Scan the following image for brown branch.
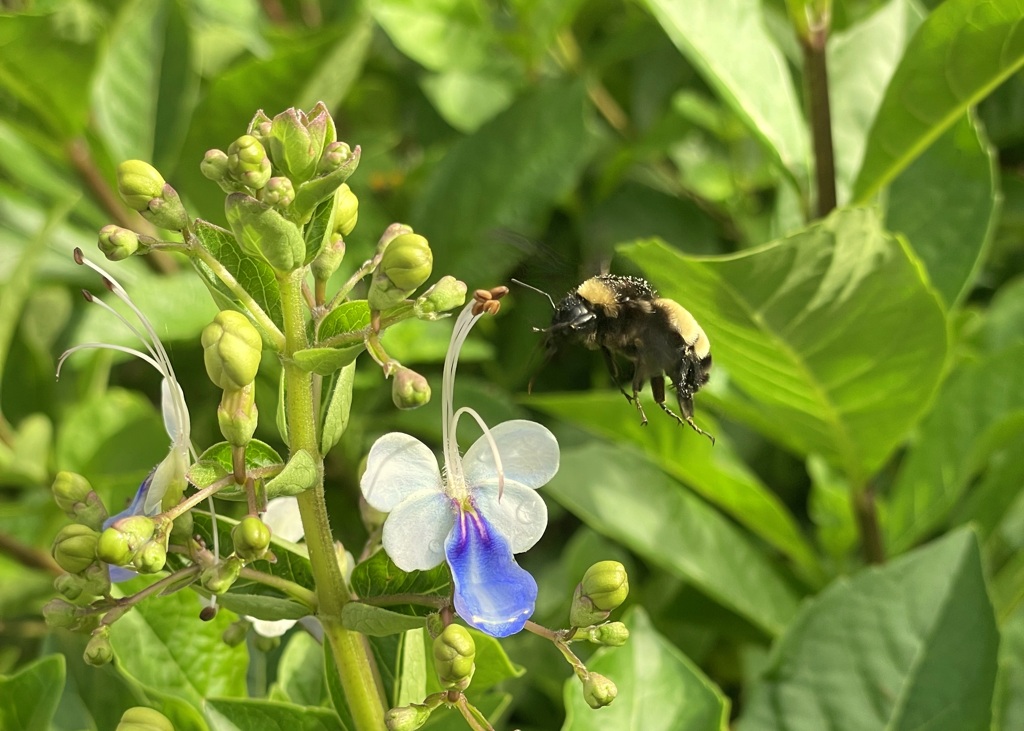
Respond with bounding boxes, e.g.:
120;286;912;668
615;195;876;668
0;531;62;576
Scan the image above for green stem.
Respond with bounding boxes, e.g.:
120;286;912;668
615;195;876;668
279;270;386;730
853;486;885;564
238;566;318;609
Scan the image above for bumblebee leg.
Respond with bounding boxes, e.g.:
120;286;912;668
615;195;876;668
601;347;639;407
674;389;715;445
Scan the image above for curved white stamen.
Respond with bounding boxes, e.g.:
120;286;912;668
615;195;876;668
83;293;165;371
450;406;504;502
58;343;161;375
441;304;482;489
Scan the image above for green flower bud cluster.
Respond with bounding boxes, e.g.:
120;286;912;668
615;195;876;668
115;160;188;231
97;515;172;575
52;472;107;531
98;225;154;262
50;472;114;605
116;707;174;731
432;624;476;691
368;232;433;311
231;515;272;562
202;311;263;447
570;561;629;627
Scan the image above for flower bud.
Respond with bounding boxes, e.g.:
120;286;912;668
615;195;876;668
268;108;319;184
222;620;248;647
306;101;337;157
432;624;476;691
311;233;346;282
134;540;167;574
98;225;140;261
368;233;433;311
376;222;413;253
570;561;628;627
583;621;630;647
202;310;263;391
217;383;259;447
227;134;272;190
42;597;79;629
291;144;361;218
56;563;111;602
200;149;230;183
52;524;99;574
247;109;273;141
116;707;175;731
98;516;155;567
144;184;189;231
334;184;358;237
201;556;243;594
385;705;432;731
52;471;108;530
414;276;468;320
84;627;113;666
116;160;165;211
225;192;306;271
232;515;272;561
582;673;617;709
392;367;431;410
261;176;295;207
319;140;352;173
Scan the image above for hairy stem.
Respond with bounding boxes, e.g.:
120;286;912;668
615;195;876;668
802;17;837;216
238;566;318;609
279;270;386;729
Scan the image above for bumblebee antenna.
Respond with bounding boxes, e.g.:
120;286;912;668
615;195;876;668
510;278;556;310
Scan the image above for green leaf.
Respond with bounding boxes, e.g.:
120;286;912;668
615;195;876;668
853;0;1024;201
192;219;284;331
187;440;284;501
341;603;427;636
293;346;363;375
264;449;319;498
411;80;590;281
563;607;729;730
887;344;1024;553
318;301;371;342
320;360;356;453
0;655;65;731
304;191;339;265
995;607;1024;730
641;0;808;180
420;70;517;133
271;632;329;707
350;550;451;616
109;585;248;706
739;529;998;731
548;442;800;636
828;0;923;205
205;698;345;731
621;208;948;482
886;113;998;306
530;392;820;581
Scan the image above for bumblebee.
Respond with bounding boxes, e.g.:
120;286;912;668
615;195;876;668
525;274;713;443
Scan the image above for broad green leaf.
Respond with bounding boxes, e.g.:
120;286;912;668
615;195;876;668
828;0;923;205
641;0;808;180
293;346;362;375
109;585;248;706
350;549;450;616
320;360;356;453
205;698;345;731
969;274;1024;352
318;301;371;342
529;392;820;581
0;413;52;487
739;529;998;731
960;429;1024;540
192;219;283;331
806;455;858;570
853;0;1024;201
0;655;65;731
995;607;1024;730
887;344;1024;553
188;439;284;500
264;449;318;497
393;629;428;708
563;607;729;731
548;442;800;636
91;0;196;165
886;113;998;306
421;70;517;133
992;546;1024;621
411;80;590;281
341;603;427;636
621;208;948;482
271;632;329;707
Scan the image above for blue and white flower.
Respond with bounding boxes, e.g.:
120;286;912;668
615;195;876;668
360;296;559;637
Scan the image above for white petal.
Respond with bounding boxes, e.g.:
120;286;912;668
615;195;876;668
381;490;456;571
361;433;443;512
262;497;304;543
462;420;559;490
161;377;190;444
248;617;297;638
472;481;548;554
143;446;188;515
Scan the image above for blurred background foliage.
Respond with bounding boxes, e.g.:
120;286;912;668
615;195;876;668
2;0;1024;729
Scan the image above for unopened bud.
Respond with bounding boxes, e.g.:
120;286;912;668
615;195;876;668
414;276;468;320
134;540;167;574
52;472;107;530
97;516;155;567
582;673;617;709
582;621;629;647
145;184;188;231
319;140;352;173
217;383;258;447
222;620;248;647
247;110;273;141
42;597;79;629
116;160;165;211
385;704;432;731
98;225;140;261
202;310;263;391
201;556;243;594
52;524;99;574
84;627;113;666
392;367;430;410
262;176;295;207
291;144;361;218
227;134;272;190
116;707;174;731
232;515;272;561
268;108;319;184
368;233;433;311
201;149;230;183
571;561;628;627
334;184;358;236
433;624;476;691
311;233;346;282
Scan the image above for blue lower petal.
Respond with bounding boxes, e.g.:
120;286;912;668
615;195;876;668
103;469;156;530
108;565;138;583
445;505;537;638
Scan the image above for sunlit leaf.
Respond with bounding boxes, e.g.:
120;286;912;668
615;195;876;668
0;655;65;731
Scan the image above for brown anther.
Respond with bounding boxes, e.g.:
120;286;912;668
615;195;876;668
73;247;85;265
490;285;509;300
199;605;219;621
81;289;95;303
471;286;510;316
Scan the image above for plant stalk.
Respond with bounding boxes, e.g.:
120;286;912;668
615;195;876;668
853;486;885;565
278;270;386;729
802;14;837;216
